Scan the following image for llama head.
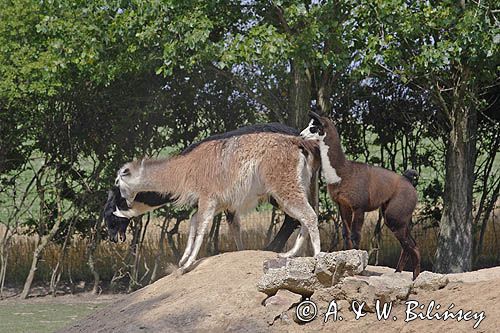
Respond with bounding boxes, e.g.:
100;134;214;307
103;187;170;243
300;111;328;140
115;159;146;206
301;111;343;184
103;188;131;242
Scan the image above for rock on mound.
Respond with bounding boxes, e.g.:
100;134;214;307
60;251;500;333
258;250;368;296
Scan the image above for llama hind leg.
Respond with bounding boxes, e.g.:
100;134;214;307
278;200;320;258
226;211;244;251
279;225;308;258
389;220;420;280
395;248;409;273
396;230;420;279
179;212;199;267
394;225;412;272
407;232;421;279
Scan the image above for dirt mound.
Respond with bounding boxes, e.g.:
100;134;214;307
60;251;500;333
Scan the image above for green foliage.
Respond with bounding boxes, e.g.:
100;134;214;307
354;0;499;94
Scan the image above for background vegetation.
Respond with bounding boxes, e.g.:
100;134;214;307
0;0;498;298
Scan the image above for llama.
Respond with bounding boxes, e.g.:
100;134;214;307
104;123;303;244
114;123;321;272
301;112;421;279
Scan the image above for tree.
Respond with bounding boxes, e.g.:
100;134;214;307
355;0;499;272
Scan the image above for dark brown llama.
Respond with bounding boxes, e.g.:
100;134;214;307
301;112;421;279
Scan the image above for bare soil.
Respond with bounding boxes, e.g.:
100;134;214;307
58;250;500;333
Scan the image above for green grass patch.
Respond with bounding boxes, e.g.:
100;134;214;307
0;302;105;333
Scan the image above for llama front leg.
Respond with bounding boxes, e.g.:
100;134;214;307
339;204;354;250
180;201;216;272
351;210;365;249
179;212;199;267
226;211;244;251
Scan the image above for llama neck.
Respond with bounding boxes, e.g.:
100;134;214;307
139;156;187;197
319;125;347;184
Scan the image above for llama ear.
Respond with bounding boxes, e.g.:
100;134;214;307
309;111;325;127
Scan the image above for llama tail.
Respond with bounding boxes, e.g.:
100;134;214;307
402;169;419;187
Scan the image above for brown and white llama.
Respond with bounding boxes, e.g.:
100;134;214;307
301;112;421;279
114;123;321;272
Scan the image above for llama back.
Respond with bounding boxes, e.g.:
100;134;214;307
178;132;319;213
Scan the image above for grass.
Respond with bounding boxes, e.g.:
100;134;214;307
0;302;106;333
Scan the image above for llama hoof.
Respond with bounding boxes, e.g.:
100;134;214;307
178;264;192;274
413;268;421;280
179;260;197;274
171;268;184;278
313;252;324;259
278;251;296;258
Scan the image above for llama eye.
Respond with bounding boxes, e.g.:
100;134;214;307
310;126;318;133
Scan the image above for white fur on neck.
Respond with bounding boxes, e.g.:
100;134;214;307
319;139;342;184
300;119;342;184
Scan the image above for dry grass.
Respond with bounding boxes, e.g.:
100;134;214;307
1;210;500;288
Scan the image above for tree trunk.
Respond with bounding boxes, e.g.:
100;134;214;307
21;182;64;299
434;105;477;273
88;217;102;295
50;218;75;296
0;225;12;298
473;131;500;261
167;218;183;263
21;216;64;299
286;60;311;129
